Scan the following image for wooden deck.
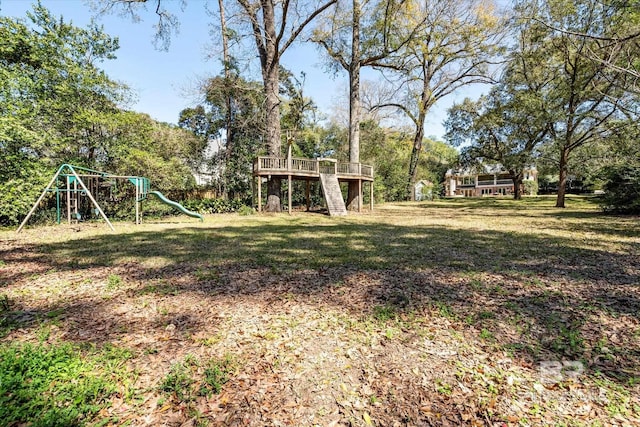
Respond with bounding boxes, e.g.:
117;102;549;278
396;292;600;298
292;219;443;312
252;156;374;213
253;157;374;181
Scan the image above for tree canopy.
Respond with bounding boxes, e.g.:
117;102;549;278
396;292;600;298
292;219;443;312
0;4;206;225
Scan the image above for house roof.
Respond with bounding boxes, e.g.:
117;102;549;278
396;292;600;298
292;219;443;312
414;180;433;188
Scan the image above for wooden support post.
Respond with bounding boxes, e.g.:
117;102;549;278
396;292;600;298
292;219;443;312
17;166;64;233
370;181;374;211
358;179;362;212
257;177;262;212
305;180;310;211
288;174;292;215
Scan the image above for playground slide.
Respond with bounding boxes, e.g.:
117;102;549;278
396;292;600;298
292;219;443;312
148;191;203;222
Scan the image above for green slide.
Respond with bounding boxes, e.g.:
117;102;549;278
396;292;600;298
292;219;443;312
148;191;203;222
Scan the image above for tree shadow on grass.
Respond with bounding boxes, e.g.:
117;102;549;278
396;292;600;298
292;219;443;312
2;220;639;387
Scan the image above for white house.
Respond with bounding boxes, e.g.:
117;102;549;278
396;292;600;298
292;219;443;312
445;165;537;197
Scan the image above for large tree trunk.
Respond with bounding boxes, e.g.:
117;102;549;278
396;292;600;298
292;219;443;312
264;67;282;212
219;0;233;199
555;147;570;208
346;0;361;211
406;118;425;200
407;77;431;200
512;176;523;200
261;0;282;212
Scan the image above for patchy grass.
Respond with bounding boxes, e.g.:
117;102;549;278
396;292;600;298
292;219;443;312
0;341;132;426
1;196;639;425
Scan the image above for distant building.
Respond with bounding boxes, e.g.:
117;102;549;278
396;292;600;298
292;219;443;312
445;165;537;197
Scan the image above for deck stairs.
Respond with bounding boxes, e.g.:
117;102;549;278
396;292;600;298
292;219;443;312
319;173;347;216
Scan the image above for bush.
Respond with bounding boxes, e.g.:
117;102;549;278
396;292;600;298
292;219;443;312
0;160;51;227
599;165;640;214
182;198;249;214
523;180;538;196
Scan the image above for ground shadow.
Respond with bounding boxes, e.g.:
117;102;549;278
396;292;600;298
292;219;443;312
3;218;639;387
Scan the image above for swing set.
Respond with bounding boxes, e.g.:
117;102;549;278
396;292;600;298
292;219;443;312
16;164;202;233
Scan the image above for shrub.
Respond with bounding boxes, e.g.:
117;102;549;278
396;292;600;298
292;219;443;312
182;198;249;214
237;205;256;216
523;180;538;196
599;165;640;214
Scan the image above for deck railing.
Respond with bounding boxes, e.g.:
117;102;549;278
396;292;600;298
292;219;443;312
478;179;513;186
254;156;373;179
291;158;317;172
257;157;288;171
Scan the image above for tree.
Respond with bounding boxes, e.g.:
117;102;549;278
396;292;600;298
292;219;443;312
180;75;265;199
0;4;127;224
374;0;505;200
312;0;422;209
0;5;205;225
516;0;639;207
230;0;337;211
1;4;125;164
445;33;555;199
97;0;337;211
531;0;640;92
599;164;640;214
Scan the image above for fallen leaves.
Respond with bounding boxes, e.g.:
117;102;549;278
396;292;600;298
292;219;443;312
1;201;639;426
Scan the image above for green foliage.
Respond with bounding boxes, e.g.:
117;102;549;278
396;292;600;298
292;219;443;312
523;180;538;196
0;6;205;226
360;121;406;202
237;205;256;216
512;0;639;206
372;305;397;322
361;121;457;202
599;165;640;214
160;361;195;401
180;75;265;200
0;156;51;226
0;4;125;164
0;342;129;426
182;198;248;214
159;355;235;402
420;138;459;190
106;274;123;291
200;356;235;396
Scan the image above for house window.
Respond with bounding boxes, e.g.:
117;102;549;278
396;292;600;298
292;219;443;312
461;177;474;185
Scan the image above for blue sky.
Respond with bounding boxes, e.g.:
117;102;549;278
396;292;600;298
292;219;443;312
1;0;485;139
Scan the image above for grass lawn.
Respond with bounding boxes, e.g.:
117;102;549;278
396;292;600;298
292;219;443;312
1;196;639;426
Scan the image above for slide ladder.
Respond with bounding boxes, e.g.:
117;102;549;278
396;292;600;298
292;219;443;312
148;191;203;221
319;173;347;216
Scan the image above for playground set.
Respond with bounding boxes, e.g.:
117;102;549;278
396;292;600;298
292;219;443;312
16;164;202;233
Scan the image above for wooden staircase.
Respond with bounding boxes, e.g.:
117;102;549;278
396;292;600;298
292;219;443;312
319;173;347;216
